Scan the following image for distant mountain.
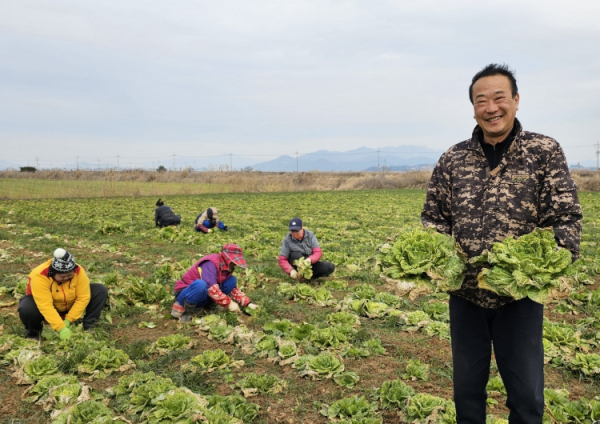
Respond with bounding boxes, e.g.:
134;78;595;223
0;160;20;170
251;146;444;172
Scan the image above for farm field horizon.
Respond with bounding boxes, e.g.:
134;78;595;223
1;188;599;423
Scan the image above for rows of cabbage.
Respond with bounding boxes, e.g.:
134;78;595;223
278;281;452;341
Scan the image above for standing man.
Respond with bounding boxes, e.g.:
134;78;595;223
278;217;335;280
421;64;582;422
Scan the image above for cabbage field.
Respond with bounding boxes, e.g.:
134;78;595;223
1;189;599;423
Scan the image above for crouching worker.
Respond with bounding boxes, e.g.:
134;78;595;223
155;199;182;228
278;217;335;280
171;244;257;322
194;207;228;233
18;248;108;340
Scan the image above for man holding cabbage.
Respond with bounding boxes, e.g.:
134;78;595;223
421;64;582;422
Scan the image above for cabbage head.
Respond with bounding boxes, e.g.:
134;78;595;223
328;311;361;327
152;334;193;352
24;356;59;381
301;353;344;379
290;323;315;342
293;257;313;279
129;377;177;414
206;394;259;423
294;283;316;299
78;348;133;378
52;400;116;424
263;319;294;336
190;349;231;370
236;373;287;397
471;228;576;304
309;327;348;349
144;389;205;423
378;379;415;409
566;353;600;378
376;227;466;292
334;372;360;388
325;395;379;420
405;393;450;421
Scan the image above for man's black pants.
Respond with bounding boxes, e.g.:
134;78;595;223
449;295;544;424
18;284;108;338
288;251;335;279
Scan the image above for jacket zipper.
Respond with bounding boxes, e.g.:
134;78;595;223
60;285;68;312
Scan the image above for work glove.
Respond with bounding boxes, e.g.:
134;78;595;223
59;326;72;341
207;228;213;233
246;303;258;310
63;319;71;328
289;269;299;280
227;302;241;313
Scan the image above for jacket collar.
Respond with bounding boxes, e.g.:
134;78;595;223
467;118;523;154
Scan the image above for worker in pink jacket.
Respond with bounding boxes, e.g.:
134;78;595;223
171;244;257;322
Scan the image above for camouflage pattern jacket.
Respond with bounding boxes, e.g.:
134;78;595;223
421;119;582;308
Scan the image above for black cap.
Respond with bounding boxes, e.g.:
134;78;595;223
288;217;303;231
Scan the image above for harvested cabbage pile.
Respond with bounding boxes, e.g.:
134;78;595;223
375;227;466;292
471;228;586;304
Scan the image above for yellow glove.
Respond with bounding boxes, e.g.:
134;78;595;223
290;269;299;280
246;303;259;310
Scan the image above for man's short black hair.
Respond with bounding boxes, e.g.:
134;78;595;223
469;64;518;104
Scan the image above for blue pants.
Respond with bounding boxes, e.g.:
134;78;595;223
194;220;226;231
449;295;544;423
176;276;237;307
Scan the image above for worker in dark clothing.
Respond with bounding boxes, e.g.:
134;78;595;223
155;199;181;228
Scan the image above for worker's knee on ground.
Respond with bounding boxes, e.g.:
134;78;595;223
178;280;208;305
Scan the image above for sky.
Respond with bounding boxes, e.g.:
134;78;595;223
1;0;599;169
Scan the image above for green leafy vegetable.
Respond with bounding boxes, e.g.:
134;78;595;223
376;227;466;292
403;359;429;381
300;353;345;379
206;395;259;423
471;228;579;304
324;395;380;421
78;348;134;379
293;257;313;279
24;356;59;381
334;371;360;388
236;373;287;397
378;379;415;409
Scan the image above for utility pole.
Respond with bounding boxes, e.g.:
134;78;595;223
97;159;100;170
36;157;39;169
230;152;233;170
172;154;176;171
296;151;299;173
377;149;380;173
76;156;79;170
596;142;600;171
117;155;120;170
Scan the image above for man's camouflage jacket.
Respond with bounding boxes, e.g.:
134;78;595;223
421;119;582;308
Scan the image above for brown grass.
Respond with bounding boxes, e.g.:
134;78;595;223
1;169;598;200
0;170;433;199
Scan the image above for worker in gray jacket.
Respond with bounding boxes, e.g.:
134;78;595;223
278;217;335;280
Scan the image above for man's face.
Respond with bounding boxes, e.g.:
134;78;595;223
472;74;519;145
290;228;304;241
54;271;74;283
